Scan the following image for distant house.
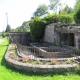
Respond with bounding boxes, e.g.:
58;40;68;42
26;21;30;30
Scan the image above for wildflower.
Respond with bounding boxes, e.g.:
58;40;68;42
18;58;23;61
51;59;58;63
50;59;58;65
42;61;47;65
9;53;14;59
22;57;29;63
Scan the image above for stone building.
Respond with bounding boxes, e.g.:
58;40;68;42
44;23;80;49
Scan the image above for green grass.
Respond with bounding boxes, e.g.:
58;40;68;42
0;37;80;80
27;29;30;32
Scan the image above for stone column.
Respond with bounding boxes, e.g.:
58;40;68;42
74;33;78;49
44;23;55;43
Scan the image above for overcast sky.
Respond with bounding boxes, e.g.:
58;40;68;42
0;0;76;32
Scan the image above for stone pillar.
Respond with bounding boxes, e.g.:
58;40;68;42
44;23;55;43
74;33;78;49
54;32;60;44
77;33;80;49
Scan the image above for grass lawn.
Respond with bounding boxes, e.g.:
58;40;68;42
0;37;80;80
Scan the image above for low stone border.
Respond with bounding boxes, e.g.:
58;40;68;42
5;45;78;73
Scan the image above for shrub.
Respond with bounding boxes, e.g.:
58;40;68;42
43;14;58;25
58;14;73;24
43;14;73;24
1;32;9;38
29;17;46;41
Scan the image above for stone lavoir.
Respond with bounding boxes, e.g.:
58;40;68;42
44;23;80;49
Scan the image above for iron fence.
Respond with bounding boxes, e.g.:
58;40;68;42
16;42;80;61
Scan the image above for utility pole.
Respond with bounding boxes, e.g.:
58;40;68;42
5;13;8;27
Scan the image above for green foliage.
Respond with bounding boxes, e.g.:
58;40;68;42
21;21;30;32
43;14;73;24
73;0;80;13
43;14;58;24
5;25;11;32
30;17;46;41
1;32;9;38
14;26;21;32
14;21;29;32
74;7;80;23
32;4;48;18
60;5;73;14
58;14;73;24
73;0;80;23
49;0;61;12
2;32;5;38
0;32;2;36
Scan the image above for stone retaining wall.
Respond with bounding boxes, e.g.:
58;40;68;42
9;32;35;45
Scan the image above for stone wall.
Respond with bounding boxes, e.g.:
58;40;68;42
9;32;35;45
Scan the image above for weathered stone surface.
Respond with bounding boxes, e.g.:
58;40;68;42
9;32;35;45
44;23;80;49
44;23;55;43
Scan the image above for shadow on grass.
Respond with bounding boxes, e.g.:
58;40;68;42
0;45;9;46
1;48;80;76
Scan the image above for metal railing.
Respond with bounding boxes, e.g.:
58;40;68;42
16;42;80;60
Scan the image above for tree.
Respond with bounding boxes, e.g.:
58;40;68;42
74;8;80;23
21;21;28;32
74;0;80;13
59;5;73;14
5;24;11;32
14;21;29;32
49;0;61;13
33;4;48;17
14;26;21;32
73;0;80;23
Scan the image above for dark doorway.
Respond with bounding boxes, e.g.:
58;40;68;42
60;33;74;46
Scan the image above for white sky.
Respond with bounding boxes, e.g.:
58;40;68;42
0;0;76;32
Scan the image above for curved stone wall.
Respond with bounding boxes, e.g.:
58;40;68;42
5;47;77;73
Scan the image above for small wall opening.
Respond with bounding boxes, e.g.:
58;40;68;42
60;33;74;46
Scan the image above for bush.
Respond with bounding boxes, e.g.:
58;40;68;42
74;8;80;23
2;32;9;38
43;14;73;24
58;14;73;24
29;17;46;41
43;14;58;25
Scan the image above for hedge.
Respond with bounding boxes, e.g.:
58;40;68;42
29;17;46;41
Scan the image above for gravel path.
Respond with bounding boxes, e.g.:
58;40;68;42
0;39;4;44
